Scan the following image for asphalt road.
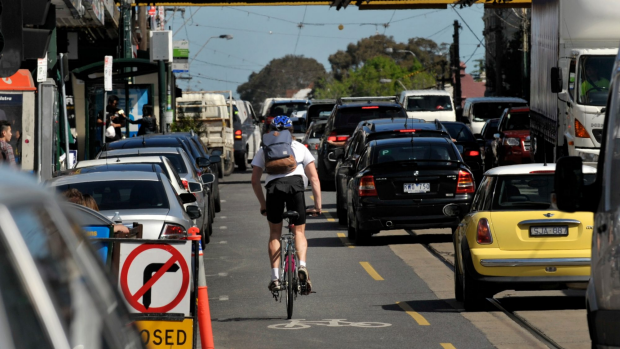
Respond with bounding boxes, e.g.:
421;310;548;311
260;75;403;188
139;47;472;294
204;170;590;349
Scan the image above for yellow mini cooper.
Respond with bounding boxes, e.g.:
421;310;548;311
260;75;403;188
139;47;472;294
443;163;596;311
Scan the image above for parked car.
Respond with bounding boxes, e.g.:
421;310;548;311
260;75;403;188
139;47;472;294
0;167;145;348
478;118;500;172
445;163;596;311
334;118;451;225
399;90;456;122
232;100;261;171
346;137;475;245
65;157;215;245
49;171;201;240
317;96;407;190
461;97;528;134
442;121;484;184
302;119;327;162
491;107;532;167
305;99;336;129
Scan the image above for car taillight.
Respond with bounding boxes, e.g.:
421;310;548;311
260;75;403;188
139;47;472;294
466;150;480;157
182;179;189;189
304;143;309;148
362;106;379;109
161;223;187;239
529;170;555;174
456;170;475;194
234;130;242;140
476;218;493;244
327;131;348;142
575;119;590;138
399;129;417;133
358;175;378;197
314;144;319;150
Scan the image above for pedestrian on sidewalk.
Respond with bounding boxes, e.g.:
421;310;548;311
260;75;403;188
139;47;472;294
0;120;16;167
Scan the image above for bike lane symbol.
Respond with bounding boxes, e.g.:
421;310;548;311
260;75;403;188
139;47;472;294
268;319;392;330
120;244;190;313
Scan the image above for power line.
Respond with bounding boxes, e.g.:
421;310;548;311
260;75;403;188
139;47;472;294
188;42;265;66
463;44;481;64
450;5;486;49
187;72;244;84
173;8;200;38
192;58;258;71
427;24;452;39
194;23;357;40
294;6;308;54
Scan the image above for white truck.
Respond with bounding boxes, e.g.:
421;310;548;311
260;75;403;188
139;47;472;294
176;91;235;177
530;0;620;164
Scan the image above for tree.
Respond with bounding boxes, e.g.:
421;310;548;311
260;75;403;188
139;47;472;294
237;55;326;110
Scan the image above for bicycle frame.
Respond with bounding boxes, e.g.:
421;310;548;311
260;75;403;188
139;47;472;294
271;218;300;319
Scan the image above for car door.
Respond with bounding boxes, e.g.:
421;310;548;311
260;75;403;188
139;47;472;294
492;112;508;161
347;147;371;227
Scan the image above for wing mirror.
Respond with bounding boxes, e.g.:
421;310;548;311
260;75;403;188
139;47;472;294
201;173;215;184
188;182;203;193
197;157;211;167
186;205;201;219
554;156;585;212
493;133;501;140
442;204;461;217
180;192;197;204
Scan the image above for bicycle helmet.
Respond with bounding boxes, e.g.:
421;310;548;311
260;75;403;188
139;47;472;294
271;115;293;131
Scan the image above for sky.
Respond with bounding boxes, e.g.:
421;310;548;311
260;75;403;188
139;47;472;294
166;4;486;98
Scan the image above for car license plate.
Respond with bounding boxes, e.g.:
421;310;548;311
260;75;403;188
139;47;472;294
530;226;568;236
404;183;430;194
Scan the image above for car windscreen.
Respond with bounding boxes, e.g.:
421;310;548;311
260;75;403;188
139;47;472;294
493;174;595;211
55;180;170;211
406;95;453;112
472;102;527;122
292;118;307;133
105;154;188;174
269;102;308;117
335;107;407;129
442;123;476;142
504;112;530;130
373;142;457;164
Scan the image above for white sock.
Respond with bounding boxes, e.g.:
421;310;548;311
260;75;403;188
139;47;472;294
271;268;279;281
300;261;306;267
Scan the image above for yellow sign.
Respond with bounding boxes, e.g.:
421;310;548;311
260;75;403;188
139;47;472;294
135;319;193;349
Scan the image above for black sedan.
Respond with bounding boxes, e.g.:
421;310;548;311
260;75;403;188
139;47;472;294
441;121;484;184
346;137;475;245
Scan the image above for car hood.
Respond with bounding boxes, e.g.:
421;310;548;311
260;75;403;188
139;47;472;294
100;208;170;239
502;130;530;138
405;110;455;122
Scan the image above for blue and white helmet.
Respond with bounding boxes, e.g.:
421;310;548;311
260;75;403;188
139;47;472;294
271;115;293;131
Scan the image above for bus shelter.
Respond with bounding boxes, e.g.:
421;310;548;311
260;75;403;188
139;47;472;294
71;58;173;160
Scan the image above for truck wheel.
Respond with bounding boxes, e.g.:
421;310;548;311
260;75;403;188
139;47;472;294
223;157;234;176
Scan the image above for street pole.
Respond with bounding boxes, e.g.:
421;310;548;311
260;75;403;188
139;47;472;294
159;60;167;133
452;20;462;107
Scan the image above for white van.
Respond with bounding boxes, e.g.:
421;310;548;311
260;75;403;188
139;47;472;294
461;97;528;135
399;90;456;122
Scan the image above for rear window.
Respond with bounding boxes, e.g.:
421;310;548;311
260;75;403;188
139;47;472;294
406;95;453;112
472;102;527;122
373;143;457;164
335;107;406;129
504;112;530;130
482;120;499;139
309;123;325;139
292;118;307;133
269;102;308;117
493;174;595;211
108;154;188;174
55;180;169;211
442;123;476;142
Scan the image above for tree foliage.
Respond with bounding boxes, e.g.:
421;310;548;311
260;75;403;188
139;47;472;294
237;55;326;109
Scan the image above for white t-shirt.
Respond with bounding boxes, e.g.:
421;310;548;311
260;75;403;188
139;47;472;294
251;141;315;187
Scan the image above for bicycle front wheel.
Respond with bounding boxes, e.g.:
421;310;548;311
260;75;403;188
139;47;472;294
286;248;294;319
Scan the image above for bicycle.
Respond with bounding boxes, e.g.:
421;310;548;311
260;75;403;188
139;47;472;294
271;210;311;319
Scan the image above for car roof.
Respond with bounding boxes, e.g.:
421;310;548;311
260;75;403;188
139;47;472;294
363;118;443;132
105;136;184;149
272;100;309;104
0;167;49;201
441;121;469;127
101;147;186;156
464;97;528;104
338;101;402;109
508;107;530;113
61;163;159;176
401;90;452;96
484;163;597;176
77;156;164;167
48;171;161;185
372;137;451;147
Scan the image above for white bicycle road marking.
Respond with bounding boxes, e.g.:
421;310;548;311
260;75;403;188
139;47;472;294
268;319;392;330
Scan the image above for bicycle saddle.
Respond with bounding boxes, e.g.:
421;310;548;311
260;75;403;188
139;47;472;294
282;211;299;220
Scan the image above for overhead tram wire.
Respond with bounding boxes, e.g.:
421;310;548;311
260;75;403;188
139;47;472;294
174;8;201;38
383;10;396;34
192;58;258;71
188;72;244;84
193;23;358;40
450;4;496;61
294;6;309;54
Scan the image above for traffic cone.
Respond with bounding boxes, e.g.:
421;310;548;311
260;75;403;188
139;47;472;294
188;227;215;349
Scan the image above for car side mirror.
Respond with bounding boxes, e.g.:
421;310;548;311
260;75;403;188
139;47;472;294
188;182;203;193
208;155;221;164
197;157;211;167
551;67;563;93
180;193;197;204
554;156;585;212
442;203;461;217
201;173;215;184
186;205;201;219
493;133;501;140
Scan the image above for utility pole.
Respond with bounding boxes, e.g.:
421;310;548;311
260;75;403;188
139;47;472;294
522;8;530;101
452;20;462;107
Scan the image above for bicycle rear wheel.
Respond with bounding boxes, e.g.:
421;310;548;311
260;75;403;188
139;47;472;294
286;248;294;319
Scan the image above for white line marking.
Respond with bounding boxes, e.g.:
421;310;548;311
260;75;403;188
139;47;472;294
221;200;227;203
220;216;227;219
219;295;229;301
220;226;227;229
218;272;228;277
219;241;228;244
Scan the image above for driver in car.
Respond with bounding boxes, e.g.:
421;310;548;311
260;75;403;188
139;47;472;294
581;64;609;100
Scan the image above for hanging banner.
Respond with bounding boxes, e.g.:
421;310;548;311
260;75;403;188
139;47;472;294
104;56;113;91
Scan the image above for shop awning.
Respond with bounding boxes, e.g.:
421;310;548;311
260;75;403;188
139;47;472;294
72;58;160;82
0;70;37;91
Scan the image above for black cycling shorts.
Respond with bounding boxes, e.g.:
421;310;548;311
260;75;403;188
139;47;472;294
265;175;306;225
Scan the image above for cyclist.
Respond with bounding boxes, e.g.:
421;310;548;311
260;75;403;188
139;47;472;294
251;115;322;294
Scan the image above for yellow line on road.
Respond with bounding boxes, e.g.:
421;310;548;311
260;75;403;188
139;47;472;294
337;233;355;248
440;344;456;349
396;301;430;326
323;210;336;222
360;262;384;281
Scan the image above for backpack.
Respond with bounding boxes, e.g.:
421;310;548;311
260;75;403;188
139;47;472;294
262;130;297;175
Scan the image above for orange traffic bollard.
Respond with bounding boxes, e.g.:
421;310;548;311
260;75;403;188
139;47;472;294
188;227;215;349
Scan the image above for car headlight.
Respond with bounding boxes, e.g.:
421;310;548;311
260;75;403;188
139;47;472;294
504;138;520;146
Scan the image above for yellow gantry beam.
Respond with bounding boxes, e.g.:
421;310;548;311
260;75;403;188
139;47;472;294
129;0;531;8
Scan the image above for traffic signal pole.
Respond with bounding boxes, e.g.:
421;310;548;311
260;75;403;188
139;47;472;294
452;20;462;108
